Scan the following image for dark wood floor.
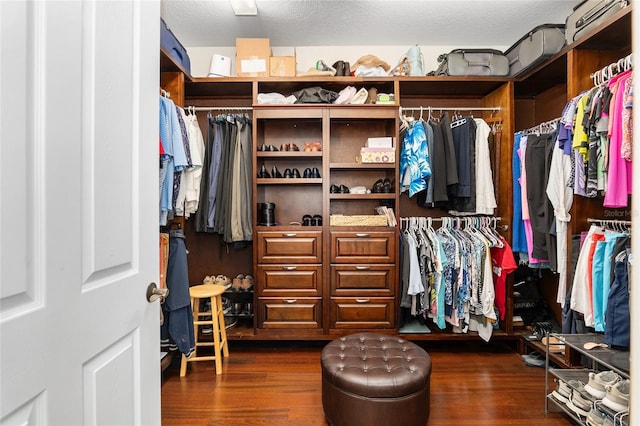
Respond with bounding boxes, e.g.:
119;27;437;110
161;340;570;426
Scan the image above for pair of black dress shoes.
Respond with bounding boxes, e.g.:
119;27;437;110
371;178;393;193
302;214;322;226
258;165;320;179
303;167;321;178
257;144;278;152
330;184;350;193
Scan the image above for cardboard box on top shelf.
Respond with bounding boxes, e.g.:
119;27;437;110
269;47;296;77
236;38;271;77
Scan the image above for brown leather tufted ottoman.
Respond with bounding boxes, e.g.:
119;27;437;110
321;333;431;426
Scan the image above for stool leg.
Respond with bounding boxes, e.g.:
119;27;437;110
210;296;223;374
180;353;187;377
179;296;198;377
216;295;229;357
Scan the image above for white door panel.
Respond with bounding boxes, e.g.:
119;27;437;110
0;1;161;425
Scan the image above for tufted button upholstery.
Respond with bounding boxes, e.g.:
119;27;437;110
321;333;431;426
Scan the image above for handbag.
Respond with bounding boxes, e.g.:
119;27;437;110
406;45;424;76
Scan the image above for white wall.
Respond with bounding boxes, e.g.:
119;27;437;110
187;44;507;77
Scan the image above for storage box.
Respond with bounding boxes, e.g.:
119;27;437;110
270;57;296;77
330;215;389;226
236;38;271;77
269;47;296;77
208;54;232;77
366;137;394;148
360;147;395;163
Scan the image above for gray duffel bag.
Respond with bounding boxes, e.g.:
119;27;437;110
433;49;509;76
505;24;566;76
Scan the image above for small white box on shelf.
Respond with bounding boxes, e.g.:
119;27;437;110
208;54;232;77
366;137;394;148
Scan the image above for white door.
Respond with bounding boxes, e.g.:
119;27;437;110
0;1;161;425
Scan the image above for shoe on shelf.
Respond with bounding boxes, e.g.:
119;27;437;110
311;167;321;178
302;214;312;226
339;184;350;193
371;178;385;193
315;60;336;75
330;184;341;193
258;164;271;178
567;381;592;418
203;275;214;285
551;379;571;405
382;177;393;193
291;168;301;178
283;168;292;178
232;274;243;291
312;215;322;226
521;351;545;367
541;335;565;354
585;370;621;399
241;275;254;291
272;166;283;178
586;406;609;426
222;296;233;315
303;168;312;178
601;379;630;413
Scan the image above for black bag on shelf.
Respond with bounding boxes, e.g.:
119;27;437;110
565;0;631;44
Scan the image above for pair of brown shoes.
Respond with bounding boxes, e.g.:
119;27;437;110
280;143;299;151
333;60;351;76
231;274;253;291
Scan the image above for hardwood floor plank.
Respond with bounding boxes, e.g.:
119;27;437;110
161;341;570;425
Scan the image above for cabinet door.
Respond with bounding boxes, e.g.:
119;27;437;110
330;264;395;296
257;230;322;263
330;297;395;329
257;264;322;297
257;298;322;329
330;230;396;263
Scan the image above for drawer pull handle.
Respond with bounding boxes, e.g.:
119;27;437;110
283;299;297;304
355;233;370;237
355;266;370;270
283;266;297;271
355;299;370;303
282;233;297;237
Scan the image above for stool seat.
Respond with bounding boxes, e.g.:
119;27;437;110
321;333;431;426
189;283;225;299
180;284;229;376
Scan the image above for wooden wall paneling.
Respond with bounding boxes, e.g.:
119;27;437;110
482;81;513;244
160;71;184;107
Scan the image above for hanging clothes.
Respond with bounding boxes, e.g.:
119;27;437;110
399;217;513;342
399;119;431;197
159;95;189;226
194;113;253;243
174;109;205;218
160;229;195;356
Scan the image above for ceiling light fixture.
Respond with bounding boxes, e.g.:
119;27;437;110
229;0;257;16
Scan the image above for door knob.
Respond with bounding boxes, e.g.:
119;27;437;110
146;282;169;303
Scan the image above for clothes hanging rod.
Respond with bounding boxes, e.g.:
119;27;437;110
590;53;633;86
190;106;253;111
588;218;631;225
400;106;501;112
400;216;502;222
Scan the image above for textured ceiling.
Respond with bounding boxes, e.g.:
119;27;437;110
161;0;580;48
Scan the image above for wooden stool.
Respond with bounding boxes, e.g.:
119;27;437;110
180;284;229;376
